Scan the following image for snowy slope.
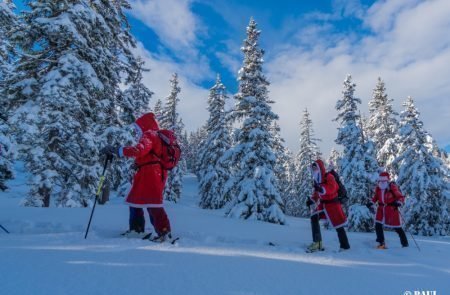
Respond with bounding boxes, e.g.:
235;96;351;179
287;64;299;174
1;167;449;295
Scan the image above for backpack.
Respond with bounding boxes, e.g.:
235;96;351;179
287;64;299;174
327;169;348;203
154;129;181;170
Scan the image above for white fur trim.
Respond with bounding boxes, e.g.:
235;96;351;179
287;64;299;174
124;202;163;208
318;186;326;195
378;176;389;181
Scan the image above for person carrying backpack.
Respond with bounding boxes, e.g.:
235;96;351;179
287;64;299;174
366;172;408;249
101;112;179;241
306;159;350;252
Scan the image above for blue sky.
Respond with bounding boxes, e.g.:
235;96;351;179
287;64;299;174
12;0;450;154
128;0;377;93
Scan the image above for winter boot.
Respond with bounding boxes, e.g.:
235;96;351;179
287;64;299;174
150;231;172;243
376;243;387;249
307;241;324;252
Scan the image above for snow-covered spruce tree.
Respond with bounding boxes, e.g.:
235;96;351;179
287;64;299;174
287;109;321;217
327;148;342;173
270;121;290;209
223;18;285;224
153;98;163;120
9;0;140;207
0;0;18;191
393;97;449;236
189;127;207;177
367;77;399;175
120;57;153;124
198;75;232;209
159;73;184;202
335;75;378;232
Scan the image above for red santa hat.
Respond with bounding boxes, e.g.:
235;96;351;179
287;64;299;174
378;171;390;181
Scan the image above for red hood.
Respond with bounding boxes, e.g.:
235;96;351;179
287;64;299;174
315;159;327;183
135;112;159;133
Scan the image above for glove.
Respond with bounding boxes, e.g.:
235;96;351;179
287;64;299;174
100;145;119;157
366;202;375;214
313;183;324;194
306;198;314;207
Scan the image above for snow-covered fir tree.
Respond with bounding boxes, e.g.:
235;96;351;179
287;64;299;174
335;75;378;232
0;0;18;191
159;74;184;203
327;148;342;173
287;109;321;217
393;96;449;236
198;75;232;209
120;57;153;124
188;127;207;176
153;99;163;121
8;0;140;207
367;78;399;175
223;18;285;224
270;121;290;209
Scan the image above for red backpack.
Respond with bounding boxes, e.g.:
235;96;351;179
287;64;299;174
154;129;181;170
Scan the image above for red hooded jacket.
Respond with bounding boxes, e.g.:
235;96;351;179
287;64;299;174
120;113;167;208
310;159;348;228
371;183;405;228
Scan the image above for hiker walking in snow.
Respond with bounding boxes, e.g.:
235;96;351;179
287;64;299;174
366;172;408;249
101;112;175;241
306;159;350;252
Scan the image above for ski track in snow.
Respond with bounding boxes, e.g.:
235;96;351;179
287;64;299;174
1;171;450;295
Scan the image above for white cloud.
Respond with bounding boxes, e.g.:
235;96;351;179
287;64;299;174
129;0;202;54
132;43;209;132
127;0;450;156
266;0;450;155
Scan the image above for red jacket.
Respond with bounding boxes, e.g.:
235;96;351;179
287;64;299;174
310;159;347;228
120;113;167;208
371;183;405;227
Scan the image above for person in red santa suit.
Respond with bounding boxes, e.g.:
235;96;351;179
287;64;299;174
306;159;350;252
367;172;408;249
101;112;171;241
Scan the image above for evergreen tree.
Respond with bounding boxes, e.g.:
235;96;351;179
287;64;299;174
335;75;378;231
159;74;183;202
224;18;285;224
367;78;399;174
198;75;232;209
153;98;163;121
270;121;290;209
120;57;153;124
7;0;141;207
327;148;342;173
288;109;321;217
189;127;207;176
0;1;18;191
393;97;449;236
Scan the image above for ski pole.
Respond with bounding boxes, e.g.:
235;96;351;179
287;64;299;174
84;154;113;239
0;224;9;234
398;209;421;252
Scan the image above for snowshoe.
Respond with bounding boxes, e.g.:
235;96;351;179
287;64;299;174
305;241;324;253
148;232;179;245
121;230;147;239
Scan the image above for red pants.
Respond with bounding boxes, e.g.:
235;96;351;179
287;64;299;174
129;207;171;235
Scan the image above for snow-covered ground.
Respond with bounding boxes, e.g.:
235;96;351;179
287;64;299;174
1;165;449;295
